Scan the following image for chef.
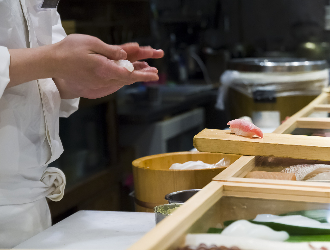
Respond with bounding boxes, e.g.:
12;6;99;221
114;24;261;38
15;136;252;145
0;0;163;248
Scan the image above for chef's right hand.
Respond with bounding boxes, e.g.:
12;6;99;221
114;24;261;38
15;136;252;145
52;34;159;99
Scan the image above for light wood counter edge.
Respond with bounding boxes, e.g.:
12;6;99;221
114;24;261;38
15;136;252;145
127;181;224;250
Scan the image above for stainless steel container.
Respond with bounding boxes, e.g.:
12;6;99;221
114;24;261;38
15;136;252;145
165;189;201;204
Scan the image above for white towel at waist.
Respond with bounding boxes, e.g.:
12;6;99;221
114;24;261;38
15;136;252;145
41;167;66;202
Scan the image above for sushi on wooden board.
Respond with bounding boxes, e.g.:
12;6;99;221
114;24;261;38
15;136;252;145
227;119;263;138
193;129;330;162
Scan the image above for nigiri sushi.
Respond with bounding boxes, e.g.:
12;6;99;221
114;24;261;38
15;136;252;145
227;119;263;138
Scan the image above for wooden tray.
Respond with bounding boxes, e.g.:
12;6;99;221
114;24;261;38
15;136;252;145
128;181;330;250
196;88;330;187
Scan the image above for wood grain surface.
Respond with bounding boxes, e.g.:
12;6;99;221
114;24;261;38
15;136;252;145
194;129;330;161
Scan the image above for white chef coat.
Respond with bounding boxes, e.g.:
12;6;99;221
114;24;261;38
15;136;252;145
0;0;79;248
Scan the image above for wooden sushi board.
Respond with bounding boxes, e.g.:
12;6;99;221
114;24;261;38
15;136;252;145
194;129;330;161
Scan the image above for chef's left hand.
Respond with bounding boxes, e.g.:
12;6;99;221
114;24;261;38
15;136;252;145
119;43;164;62
55;42;163;99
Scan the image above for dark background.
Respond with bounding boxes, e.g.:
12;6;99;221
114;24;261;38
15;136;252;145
49;0;330;223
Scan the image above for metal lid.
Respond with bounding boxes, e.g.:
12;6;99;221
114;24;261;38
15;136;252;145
227;58;328;72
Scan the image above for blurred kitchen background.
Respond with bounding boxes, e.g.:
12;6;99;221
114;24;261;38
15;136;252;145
49;0;330;222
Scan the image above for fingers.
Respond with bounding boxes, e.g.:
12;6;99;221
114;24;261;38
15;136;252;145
129;70;159;82
120;43;164;62
138;46;164;60
114;61;159;82
87;53;159;87
137;48;164;61
110;62;159;82
92;40;127;60
111;66;159;82
119;43;140;54
114;62;159;84
78;69;159;99
133;48;153;61
132;61;149;70
132;61;158;73
142;67;159;73
151;49;164;59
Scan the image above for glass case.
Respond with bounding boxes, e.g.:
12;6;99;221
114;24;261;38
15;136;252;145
129;181;330;250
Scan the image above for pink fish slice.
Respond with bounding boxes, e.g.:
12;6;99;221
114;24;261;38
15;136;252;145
227;119;263;138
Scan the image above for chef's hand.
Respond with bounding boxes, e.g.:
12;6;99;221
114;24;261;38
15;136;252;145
54;62;159;99
8;34;160;99
52;35;160;99
119;42;164;62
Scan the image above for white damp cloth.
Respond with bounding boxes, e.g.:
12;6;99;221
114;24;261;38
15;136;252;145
169;158;230;170
41;167;66;201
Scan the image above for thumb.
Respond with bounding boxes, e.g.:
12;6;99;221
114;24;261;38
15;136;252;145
92;41;127;60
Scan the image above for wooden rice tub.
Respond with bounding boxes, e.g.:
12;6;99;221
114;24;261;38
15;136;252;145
132;152;241;212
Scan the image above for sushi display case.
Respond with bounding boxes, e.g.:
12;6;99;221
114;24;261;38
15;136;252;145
129;88;330;250
128;181;330;250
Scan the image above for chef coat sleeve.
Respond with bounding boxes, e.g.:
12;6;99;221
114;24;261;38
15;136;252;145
0;47;10;99
51;10;80;118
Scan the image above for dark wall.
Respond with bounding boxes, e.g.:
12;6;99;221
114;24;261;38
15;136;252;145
221;0;327;53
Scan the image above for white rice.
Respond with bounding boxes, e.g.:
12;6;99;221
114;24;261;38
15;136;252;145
114;59;134;72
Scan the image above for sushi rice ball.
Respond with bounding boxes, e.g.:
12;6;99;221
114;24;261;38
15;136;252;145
114;59;134;72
